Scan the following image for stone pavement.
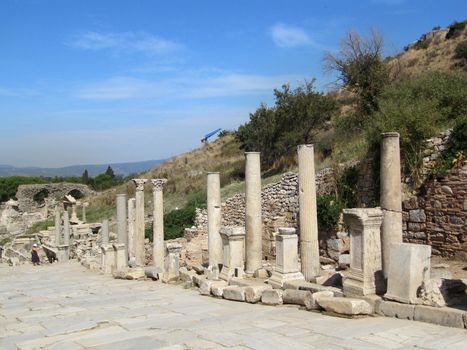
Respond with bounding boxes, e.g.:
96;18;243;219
0;262;466;350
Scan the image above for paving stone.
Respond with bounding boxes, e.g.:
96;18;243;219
316;296;372;315
413;304;465;329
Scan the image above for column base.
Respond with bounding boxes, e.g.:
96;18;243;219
268;271;304;289
56;245;70;262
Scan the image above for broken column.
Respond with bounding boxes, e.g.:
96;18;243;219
207;172;223;268
380;132;403;279
162;242;182;282
54;208;61;246
219;226;246;281
116;194;127;255
127;198;136;264
298;144;320;280
342;208;385;296
268;228;304;288
245;152;262;275
385;243;431;304
82;202;88;222
57;211;70;262
132;179;147;266
100;220;114;274
151;179;167;270
71;202;78;222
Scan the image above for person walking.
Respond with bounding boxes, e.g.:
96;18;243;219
31;244;40;266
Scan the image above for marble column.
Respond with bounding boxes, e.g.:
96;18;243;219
380;132;403;279
245;152;262;274
207;172;223;268
82;202;88;222
151;179;167;270
63;211;70;246
268;228;304;288
132;179;147;266
342;208;384;296
54;208;61;246
101;219;109;246
116;194;127;259
71;203;78;222
162;242;182;283
127;198;136;263
298;144;320;280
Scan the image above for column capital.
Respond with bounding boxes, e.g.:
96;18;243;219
151;179;168;192
132;179;148;191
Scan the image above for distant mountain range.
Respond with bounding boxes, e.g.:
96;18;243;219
0;159;166;177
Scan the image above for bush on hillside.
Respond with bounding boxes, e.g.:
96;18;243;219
0;176;46;202
454;40;467;61
317;195;344;232
433;117;467;173
367;71;467;187
446;21;466;40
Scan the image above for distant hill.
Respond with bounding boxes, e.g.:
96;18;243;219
0;159;166;177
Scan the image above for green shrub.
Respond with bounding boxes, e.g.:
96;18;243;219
415;40;430;50
446;21;466;40
26;218;55;235
317;195;344;231
433;117;467;173
336;166;359;208
0;176;46;202
454;40;467;60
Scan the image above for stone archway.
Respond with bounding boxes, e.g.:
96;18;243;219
68;189;84;200
33;189;50;205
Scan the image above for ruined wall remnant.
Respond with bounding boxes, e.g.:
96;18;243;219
16;183;94;212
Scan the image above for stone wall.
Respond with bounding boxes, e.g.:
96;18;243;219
402;164;466;259
195;168;337;261
16;183;94;212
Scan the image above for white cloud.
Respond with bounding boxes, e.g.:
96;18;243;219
271;24;312;48
74;72;303;100
68;31;180;55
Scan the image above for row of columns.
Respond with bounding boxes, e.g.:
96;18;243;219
207;132;403;284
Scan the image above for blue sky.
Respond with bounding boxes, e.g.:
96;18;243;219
1;0;465;167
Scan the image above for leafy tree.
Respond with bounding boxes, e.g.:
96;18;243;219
0;176;46;202
236;81;338;167
81;169;90;185
324;29;389;123
105;166;115;178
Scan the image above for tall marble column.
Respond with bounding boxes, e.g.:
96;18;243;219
127;198;136;262
207;172;223;267
132;179;147;266
54;208;61;246
151;179;167;270
101;219;109;245
380;132;403;279
116;194;127;254
298;144;320;280
245;152;262;274
63;211;70;246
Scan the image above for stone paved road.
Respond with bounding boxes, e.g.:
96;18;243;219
1;262;466;350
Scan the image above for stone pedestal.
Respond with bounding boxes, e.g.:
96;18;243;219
132;179;147;266
151;179;167;271
113;243;128;273
245;152;262;274
342;208;385;296
56;245;69;262
380;132;403;279
207;172;223;268
116;194;127;260
268;228;304;288
63;211;70;246
101;219;109;246
385;243;431;304
219;226;246;281
297;144;320;281
101;244;115;274
127;198;136;263
162;242;182;282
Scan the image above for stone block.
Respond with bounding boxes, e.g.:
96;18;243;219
211;281;229;297
261;289;283;305
317;296;372;315
304;291;334;311
268;271;304;289
193;274;206;287
414;305;465;329
199;280;214;296
179;267;197;283
282;289;312;306
125;267;145;280
244;285;272;303
409;209;426;223
223;286;246;302
385;243;431;304
377;300;414;320
338;254;350;267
